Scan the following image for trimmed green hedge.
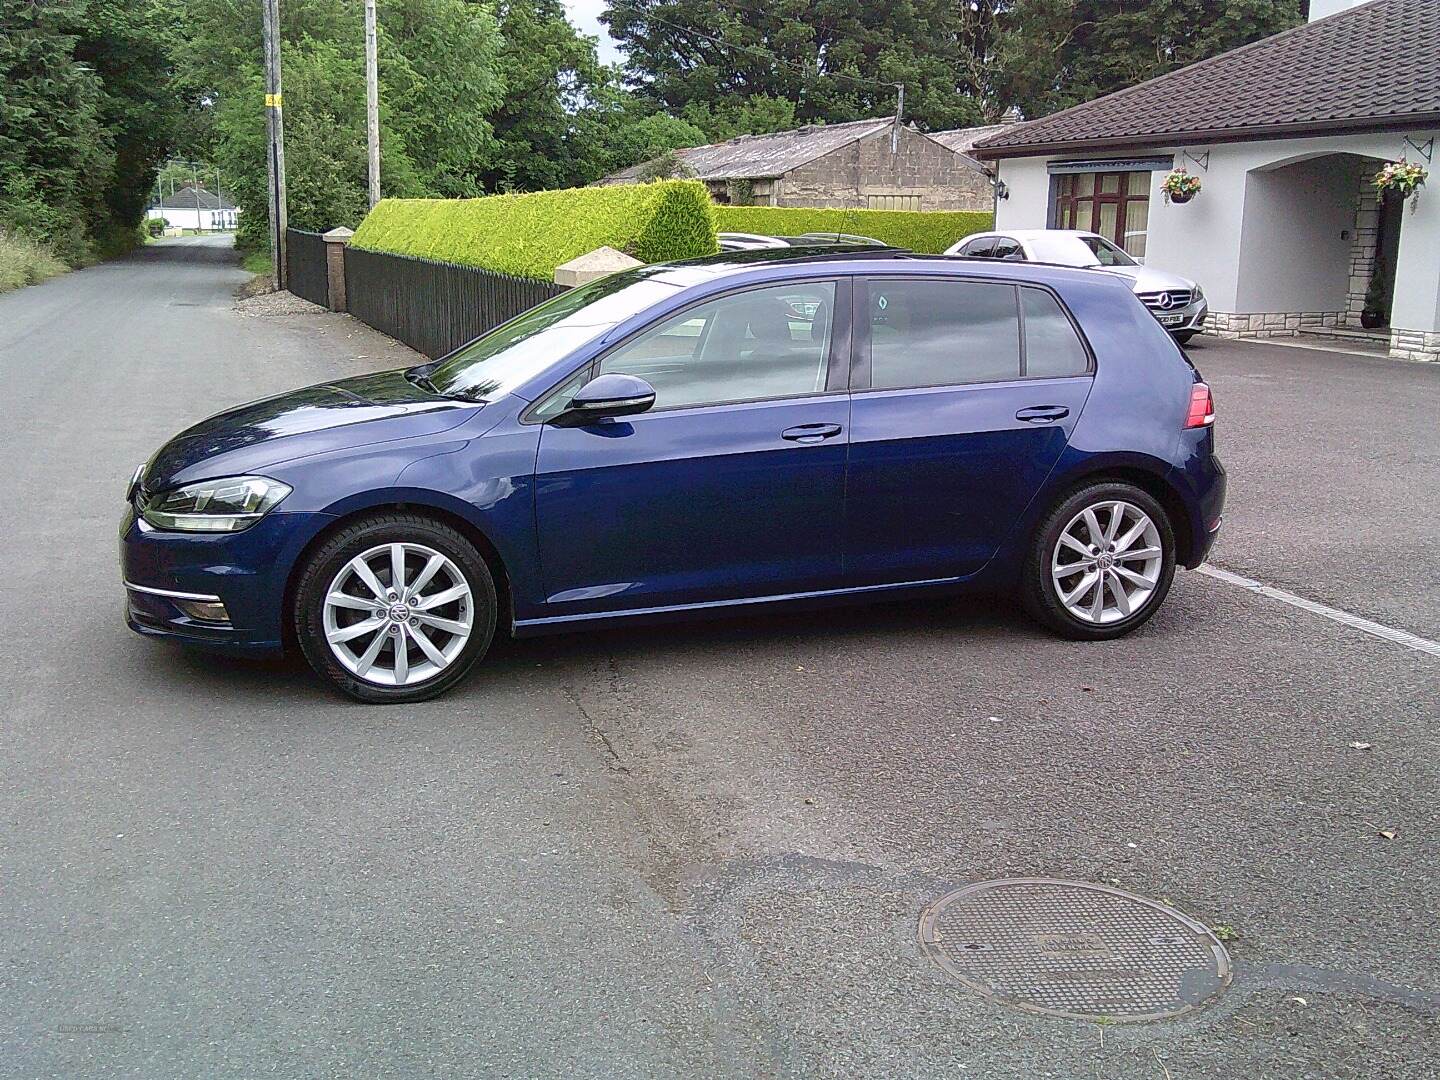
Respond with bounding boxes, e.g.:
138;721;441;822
712;205;993;254
350;180;717;280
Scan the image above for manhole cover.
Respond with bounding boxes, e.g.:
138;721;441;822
919;878;1230;1021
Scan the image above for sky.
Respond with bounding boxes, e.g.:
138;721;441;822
562;0;624;65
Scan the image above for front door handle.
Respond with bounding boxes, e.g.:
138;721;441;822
781;423;843;443
1015;405;1070;423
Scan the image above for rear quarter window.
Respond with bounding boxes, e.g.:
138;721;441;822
1021;288;1090;377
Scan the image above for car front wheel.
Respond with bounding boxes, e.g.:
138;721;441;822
294;513;497;703
1021;482;1176;640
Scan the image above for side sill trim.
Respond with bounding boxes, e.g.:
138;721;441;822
124;581;224;602
515;575;965;629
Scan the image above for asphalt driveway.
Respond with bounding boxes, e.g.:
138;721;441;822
1;237;1436;1079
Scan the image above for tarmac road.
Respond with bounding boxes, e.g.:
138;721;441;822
1;236;1436;1078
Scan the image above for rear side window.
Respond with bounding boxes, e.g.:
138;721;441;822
862;278;1091;390
1020;288;1089;377
959;237;995;258
867;279;1021;388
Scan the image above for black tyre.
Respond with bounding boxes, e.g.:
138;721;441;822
1021;482;1176;641
293;513;497;703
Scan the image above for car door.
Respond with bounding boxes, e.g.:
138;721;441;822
845;276;1094;586
531;278;852;616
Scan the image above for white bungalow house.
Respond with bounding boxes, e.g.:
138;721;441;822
147;185;240;231
971;0;1440;362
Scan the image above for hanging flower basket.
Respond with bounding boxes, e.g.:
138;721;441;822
1374;159;1428;205
1161;168;1202;204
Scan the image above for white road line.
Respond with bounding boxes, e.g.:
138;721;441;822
1197;564;1440;660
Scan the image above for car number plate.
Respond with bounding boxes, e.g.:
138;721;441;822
1158;313;1185;327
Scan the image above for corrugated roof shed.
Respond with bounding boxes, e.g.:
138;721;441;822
973;0;1440;158
602;117;896;183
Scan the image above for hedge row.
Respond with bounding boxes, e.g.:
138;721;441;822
712;205;993;254
350;180;718;280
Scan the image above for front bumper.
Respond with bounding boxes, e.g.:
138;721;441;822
119;504;330;652
1153;299;1208;335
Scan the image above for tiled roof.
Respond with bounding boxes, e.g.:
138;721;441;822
156;186;237;210
601;117;899;183
972;0;1440;158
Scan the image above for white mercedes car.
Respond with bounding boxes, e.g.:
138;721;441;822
945;229;1207;342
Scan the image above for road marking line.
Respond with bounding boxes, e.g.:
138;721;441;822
1197;564;1440;659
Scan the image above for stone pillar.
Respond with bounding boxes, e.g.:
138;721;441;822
553;246;644;287
322;227;354;312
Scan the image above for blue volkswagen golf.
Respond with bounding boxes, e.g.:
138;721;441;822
121;248;1225;702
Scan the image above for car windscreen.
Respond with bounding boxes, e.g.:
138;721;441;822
427;270;681;401
1025;233;1137;269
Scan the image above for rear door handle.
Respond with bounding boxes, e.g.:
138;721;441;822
1015;405;1070;423
781;423;843;443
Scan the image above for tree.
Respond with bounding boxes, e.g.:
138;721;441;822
177;0;504;249
995;0;1304;120
602;0;998;133
73;0;180;254
0;0;113;261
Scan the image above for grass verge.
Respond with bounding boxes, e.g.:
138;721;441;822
0;230;69;296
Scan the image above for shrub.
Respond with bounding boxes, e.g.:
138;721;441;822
712;205;994;254
351;180;717;280
0;229;69;294
144;217;167;238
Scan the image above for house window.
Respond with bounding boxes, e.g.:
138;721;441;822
1054;171;1150;257
867;194;921;211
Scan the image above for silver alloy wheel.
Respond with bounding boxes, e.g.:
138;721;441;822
1050;500;1164;626
322;542;473;687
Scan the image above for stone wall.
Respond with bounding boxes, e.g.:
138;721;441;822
1389;327;1440;362
772;126;992;211
1206;310;1344;338
1343;164;1380;327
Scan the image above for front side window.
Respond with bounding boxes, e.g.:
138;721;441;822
959;237;996;258
598;281;838;410
428;269;682;401
867;279;1022;388
990;238;1024;261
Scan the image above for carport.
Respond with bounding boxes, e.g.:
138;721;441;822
974;0;1440;362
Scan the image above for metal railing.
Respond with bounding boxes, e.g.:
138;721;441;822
284;228;329;307
343;247;567;359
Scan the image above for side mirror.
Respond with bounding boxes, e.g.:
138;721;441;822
553;373;656;425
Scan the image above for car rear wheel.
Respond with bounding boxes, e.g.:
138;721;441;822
294;513;497;703
1021;482;1176;640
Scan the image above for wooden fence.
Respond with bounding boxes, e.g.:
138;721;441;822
284;228;329;308
343;246;567;359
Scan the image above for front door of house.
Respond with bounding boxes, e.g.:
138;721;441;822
1372;189;1404;327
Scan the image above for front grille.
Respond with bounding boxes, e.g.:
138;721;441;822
1137;289;1194;311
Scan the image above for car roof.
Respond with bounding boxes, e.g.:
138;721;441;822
967;229;1101;241
647;245;1123;292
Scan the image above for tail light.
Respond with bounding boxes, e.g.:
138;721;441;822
1185;382;1215;428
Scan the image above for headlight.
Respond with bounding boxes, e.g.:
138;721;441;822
1192;284;1205;303
140;476;292;532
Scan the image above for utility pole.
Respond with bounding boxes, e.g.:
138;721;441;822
891;83;905;156
365;0;380;209
193;160;202;231
262;0;289;287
